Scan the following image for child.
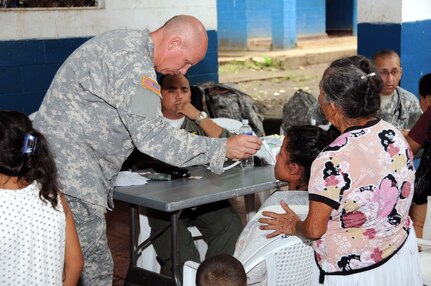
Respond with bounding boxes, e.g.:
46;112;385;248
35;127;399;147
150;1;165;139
234;125;334;285
0;110;83;285
196;253;246;286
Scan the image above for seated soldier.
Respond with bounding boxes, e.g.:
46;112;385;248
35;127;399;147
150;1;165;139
122;74;242;279
307;50;422;130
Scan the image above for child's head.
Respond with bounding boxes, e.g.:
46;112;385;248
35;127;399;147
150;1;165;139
275;125;334;189
196;254;246;286
419;73;431;112
0;110;60;207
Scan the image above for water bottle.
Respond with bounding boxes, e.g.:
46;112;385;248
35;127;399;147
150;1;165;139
239;119;254;169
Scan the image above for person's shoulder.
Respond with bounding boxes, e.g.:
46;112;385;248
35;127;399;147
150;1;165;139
397;86;417;100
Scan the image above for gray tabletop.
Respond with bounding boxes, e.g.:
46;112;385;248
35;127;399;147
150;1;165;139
114;165;279;212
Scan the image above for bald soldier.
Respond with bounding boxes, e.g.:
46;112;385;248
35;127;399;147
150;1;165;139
33;15;261;285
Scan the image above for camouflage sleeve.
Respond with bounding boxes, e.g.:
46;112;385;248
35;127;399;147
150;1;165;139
112;56;227;173
401;88;423;129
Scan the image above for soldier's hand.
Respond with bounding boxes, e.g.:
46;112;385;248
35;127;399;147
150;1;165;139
176;102;199;119
226;134;262;160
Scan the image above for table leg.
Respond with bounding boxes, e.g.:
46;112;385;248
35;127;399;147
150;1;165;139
171;211;181;286
244;193;256;221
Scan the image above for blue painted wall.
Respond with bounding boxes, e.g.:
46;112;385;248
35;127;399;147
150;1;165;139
245;0;272;38
358;20;431;97
296;0;326;35
272;0;296;49
400;20;431;97
217;0;326;49
0;31;218;115
326;0;354;32
217;0;248;50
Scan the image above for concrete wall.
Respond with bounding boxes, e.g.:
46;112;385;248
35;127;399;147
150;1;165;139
217;0;247;50
217;0;326;50
357;0;431;96
296;0;325;36
0;0;217;114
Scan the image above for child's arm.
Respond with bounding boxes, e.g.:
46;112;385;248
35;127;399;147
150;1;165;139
60;193;84;286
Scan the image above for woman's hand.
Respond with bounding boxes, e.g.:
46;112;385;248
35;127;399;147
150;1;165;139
258;200;301;238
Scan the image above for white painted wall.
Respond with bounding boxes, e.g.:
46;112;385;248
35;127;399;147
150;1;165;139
402;0;431;22
358;0;431;24
0;0;217;40
357;0;402;24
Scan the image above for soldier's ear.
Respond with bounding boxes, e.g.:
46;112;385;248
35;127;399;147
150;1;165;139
168;36;182;51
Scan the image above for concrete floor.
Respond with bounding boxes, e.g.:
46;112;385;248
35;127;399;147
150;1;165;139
105;196;256;286
106;200;131;286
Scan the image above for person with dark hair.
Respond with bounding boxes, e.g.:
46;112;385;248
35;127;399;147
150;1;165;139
32;15;261;284
196;254;247;286
307;49;422;130
234;125;333;285
259;55;422;285
0;110;83;286
123;73;242;279
406;73;431;238
372;49;422;130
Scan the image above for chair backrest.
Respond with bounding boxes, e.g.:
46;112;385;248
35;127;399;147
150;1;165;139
242;235;314;286
423;196;431;240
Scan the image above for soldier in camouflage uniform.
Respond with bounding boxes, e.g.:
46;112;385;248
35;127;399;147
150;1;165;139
307;51;421;130
33;15;261;285
373;49;422;130
134;74;242;280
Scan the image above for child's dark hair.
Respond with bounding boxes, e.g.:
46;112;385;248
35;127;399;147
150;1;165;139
0;110;60;208
196;254;246;286
419;73;431;97
284;125;335;185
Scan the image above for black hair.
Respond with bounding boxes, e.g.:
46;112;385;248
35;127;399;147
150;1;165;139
158;74;190;88
320;55;383;118
284;125;335;186
0;110;60;208
372;49;399;61
419;73;431;98
196;254;246;286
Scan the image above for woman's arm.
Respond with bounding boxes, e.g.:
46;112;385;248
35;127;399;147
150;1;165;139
259;200;332;240
60;194;84;286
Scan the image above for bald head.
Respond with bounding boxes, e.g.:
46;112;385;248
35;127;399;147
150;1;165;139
151;15;208;75
373;49;403;96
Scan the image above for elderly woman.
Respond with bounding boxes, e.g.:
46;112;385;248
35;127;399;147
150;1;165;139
259;55;422;285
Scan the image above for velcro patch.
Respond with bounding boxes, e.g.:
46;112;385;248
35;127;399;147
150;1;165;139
142;76;161;96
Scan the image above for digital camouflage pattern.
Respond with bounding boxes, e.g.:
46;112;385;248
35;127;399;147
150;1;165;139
32;29;227;284
199;82;266;137
281;89;320;134
33;29;227;209
307;86;422;130
377;86;422;129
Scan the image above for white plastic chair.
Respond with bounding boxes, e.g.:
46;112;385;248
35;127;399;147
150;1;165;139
137;208;207;272
417;196;431;285
241;235;314;286
183;235;314;286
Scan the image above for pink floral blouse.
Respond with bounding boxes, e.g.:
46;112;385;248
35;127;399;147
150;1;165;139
308;119;415;273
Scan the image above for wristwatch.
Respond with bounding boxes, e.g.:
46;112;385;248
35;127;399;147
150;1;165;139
195;111;208;125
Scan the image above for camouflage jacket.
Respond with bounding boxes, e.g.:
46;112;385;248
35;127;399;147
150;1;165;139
377;86;422;129
33;29;227;209
307;86;422;129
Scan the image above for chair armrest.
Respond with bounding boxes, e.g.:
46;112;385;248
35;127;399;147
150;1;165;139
417;238;431;248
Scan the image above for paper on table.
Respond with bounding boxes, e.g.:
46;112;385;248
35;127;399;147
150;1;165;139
115;171;149;187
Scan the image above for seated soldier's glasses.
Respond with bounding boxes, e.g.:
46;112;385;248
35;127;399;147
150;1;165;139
379;69;400;77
